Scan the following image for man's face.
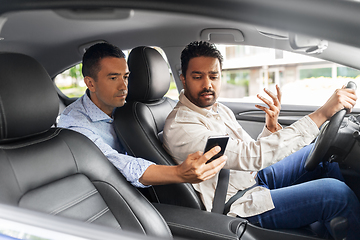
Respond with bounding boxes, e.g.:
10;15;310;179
85;57;129;116
181;56;221;109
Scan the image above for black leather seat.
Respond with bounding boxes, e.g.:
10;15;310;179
0;52;172;239
113;46;205;210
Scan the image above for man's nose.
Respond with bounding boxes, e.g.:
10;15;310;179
117;77;128;89
203;76;212;89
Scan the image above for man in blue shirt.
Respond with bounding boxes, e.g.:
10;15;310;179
58;42;227;187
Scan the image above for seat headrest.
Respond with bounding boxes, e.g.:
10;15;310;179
126;46;171;102
0;53;59;143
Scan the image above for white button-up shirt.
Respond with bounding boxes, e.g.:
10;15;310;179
163;90;319;217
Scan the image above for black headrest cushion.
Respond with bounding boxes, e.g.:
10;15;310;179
126;46;171;102
0;53;59;142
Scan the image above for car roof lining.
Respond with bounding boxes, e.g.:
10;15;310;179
1;1;360;78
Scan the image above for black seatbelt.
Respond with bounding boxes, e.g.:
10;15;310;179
211;168;230;213
223;183;258;215
212;169;259;215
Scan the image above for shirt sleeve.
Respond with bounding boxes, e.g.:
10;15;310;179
58;115;155;188
256;123;283;140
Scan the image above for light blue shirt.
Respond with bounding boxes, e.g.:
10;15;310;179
58;91;154;188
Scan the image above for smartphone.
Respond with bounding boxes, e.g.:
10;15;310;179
203;135;229;164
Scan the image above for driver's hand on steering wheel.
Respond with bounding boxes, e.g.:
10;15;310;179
309;85;357;128
255;84;282;133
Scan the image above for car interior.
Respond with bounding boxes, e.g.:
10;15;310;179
0;46;325;240
1;1;360;240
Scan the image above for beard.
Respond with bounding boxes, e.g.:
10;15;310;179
186;87;217;108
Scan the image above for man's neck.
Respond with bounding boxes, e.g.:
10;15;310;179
87;90;114;117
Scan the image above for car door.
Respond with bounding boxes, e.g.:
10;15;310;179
223;101;320;139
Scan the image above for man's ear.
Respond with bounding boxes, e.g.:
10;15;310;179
84;76;96;92
180;74;185;87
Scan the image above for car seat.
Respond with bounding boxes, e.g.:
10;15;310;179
113;46;205;210
0;52;172;239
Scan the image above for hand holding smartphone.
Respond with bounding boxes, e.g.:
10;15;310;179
203;135;229;164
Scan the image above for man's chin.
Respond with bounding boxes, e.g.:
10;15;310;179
197;99;215;109
116;100;126;108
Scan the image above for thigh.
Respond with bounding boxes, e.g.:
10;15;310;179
246;178;357;230
257;144;344;189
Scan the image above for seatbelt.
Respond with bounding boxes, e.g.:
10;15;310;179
223;183;257;215
211;168;230;214
212;168;258;215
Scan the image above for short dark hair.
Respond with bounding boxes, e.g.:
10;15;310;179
82;42;126;80
181;41;223;77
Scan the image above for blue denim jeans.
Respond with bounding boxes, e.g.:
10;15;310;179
245;144;360;240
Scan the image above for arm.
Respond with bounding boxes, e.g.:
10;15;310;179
309;86;357;128
139;146;227;186
65;126;226;187
60;125;154;187
163;103;319;172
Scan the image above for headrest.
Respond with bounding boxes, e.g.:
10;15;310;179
0;53;59;143
126;46;171;102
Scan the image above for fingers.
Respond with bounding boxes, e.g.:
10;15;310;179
344;88;357;101
255;104;270;115
181;147;227;183
338;88;357;105
339;88;357;113
276;84;282;103
185;145;221;165
200;146;221;164
256;94;272;108
201;146;227;180
256;86;281;110
201;155;227;181
322;87;357;118
264;88;280;107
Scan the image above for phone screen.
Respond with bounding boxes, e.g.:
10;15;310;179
203;136;229;164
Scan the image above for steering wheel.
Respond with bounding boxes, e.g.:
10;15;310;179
304;81;357;171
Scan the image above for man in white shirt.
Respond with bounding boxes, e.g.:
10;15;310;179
163;41;360;239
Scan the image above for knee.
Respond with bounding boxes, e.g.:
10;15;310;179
318;178;357;205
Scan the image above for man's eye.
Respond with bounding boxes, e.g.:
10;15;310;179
193;76;201;80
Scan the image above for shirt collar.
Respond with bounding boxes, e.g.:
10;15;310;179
179;89;219;117
83;89;114;123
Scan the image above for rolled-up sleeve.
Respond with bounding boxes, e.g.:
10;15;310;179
58;105;155;188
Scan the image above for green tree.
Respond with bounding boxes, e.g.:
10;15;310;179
68;64;83;87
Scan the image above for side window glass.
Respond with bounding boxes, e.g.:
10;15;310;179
54;63;86;98
217;45;360;107
54;47;177;99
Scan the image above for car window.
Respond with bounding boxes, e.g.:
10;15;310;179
216;44;360;107
54;47;176;99
54;63;86;98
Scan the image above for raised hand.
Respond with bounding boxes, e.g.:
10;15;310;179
255;85;282;133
